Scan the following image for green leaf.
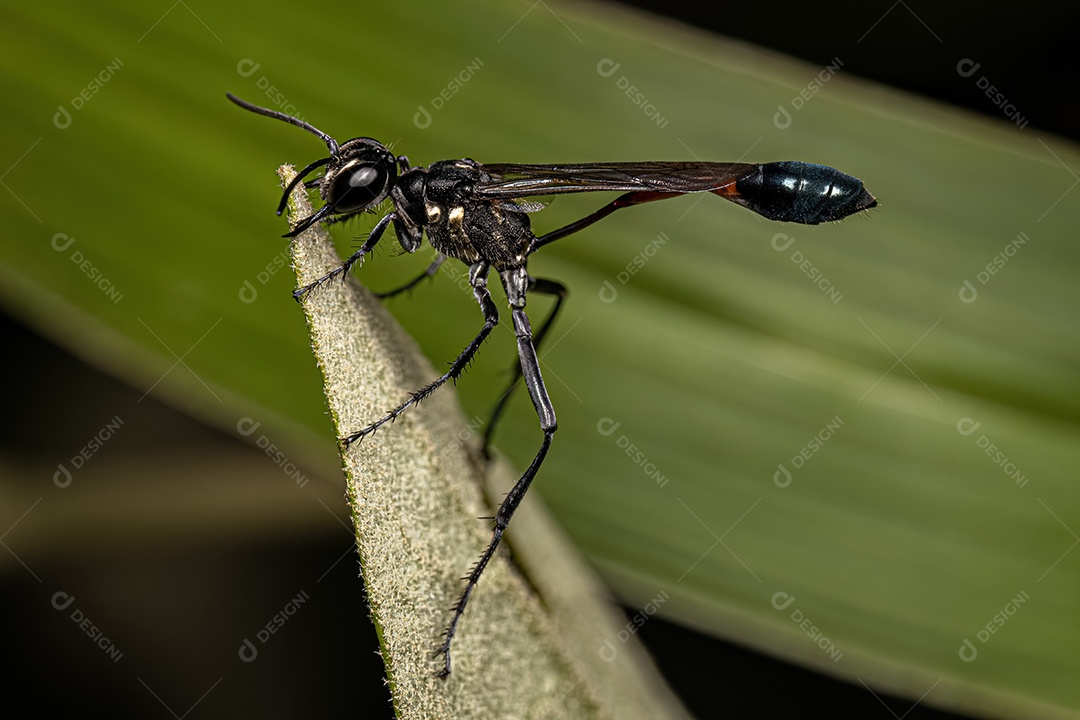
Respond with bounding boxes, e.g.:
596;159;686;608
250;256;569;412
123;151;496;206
3;1;1078;717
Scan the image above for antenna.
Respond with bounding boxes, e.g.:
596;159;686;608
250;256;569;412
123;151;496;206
226;92;339;156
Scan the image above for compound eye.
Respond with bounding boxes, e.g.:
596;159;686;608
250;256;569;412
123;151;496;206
328;163;388;213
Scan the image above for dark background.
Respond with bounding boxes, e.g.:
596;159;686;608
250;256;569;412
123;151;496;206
619;0;1073;141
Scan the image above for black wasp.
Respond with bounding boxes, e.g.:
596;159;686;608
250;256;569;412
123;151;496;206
226;92;876;677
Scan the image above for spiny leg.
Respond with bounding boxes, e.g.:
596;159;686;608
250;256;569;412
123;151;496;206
341;262;497;447
375;253;447;299
480;191;674;447
436;429;552;677
473;189;665;440
293;211;396;300
483;192;671;442
482;276;567;457
436;268;558;677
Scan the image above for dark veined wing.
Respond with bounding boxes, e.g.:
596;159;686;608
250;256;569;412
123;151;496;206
475;161;758;199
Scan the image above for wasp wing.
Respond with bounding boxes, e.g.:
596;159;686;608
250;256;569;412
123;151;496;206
475;161;758;199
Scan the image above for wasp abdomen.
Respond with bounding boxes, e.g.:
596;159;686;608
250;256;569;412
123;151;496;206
733;161;876;225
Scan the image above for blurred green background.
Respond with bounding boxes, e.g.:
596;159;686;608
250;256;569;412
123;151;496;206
2;1;1077;718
